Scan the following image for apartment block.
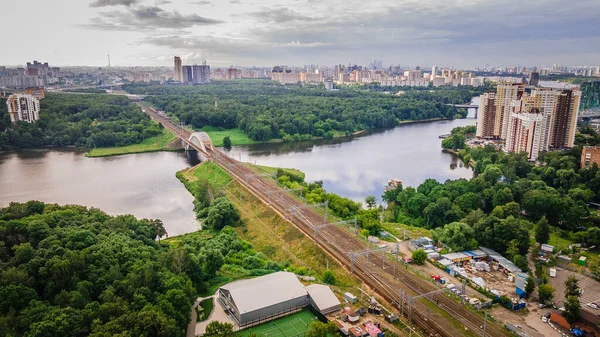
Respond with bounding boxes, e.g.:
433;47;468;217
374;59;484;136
6;94;40;123
476;92;498;138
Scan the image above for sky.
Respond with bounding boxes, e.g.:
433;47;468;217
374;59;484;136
1;0;599;68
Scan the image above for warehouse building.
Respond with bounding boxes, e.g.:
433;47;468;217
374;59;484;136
218;272;340;326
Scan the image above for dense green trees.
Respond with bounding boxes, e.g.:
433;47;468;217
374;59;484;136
205;197;240;230
123;80;481;142
432;222;478;252
0;94;162;150
441;126;475;150
0;202;195;336
387;141;600;256
0;201;282;337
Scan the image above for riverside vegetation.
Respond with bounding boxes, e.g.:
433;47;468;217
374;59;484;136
124;80;487;143
0;94;165;151
382;125;600;275
0;201;288;337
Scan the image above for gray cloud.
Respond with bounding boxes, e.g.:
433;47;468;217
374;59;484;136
135;0;600;67
188;0;212;4
82;5;223;31
229;0;241;4
248;7;318;23
90;0;139;7
155;0;172;4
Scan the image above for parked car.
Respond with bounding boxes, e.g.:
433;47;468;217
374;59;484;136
588;302;598;310
538;303;546;309
542;316;548;323
544;312;551;319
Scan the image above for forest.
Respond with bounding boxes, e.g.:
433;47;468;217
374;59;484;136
124;80;486;141
0;94;162;150
382;130;600;272
0;201;282;337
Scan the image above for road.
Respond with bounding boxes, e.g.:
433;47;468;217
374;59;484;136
139;101;510;337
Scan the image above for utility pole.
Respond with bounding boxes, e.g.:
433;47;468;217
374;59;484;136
482;311;488;337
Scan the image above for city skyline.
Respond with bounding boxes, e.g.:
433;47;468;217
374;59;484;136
1;0;599;68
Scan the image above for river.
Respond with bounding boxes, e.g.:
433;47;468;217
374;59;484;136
0;98;479;235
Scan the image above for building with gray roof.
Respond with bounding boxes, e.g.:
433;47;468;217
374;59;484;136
305;284;341;314
218;272;310;326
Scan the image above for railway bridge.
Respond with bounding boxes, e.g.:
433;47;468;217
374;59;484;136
138;102;510;337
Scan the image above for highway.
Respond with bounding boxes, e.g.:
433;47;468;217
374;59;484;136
139;102;509;337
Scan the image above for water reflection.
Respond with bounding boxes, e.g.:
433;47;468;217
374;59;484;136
226;100;480;203
0;149;201;237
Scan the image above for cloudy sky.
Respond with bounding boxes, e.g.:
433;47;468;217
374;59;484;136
2;0;599;68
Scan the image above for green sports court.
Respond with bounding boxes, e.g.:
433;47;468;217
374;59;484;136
240;309;319;337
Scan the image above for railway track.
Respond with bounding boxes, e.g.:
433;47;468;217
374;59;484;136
140;103;509;337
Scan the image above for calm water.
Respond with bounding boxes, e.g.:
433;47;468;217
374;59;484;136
227;121;475;204
0;97;478;234
0;149;201;237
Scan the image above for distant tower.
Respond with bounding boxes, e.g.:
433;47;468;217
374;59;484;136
214;96;219;109
108;54;111;68
174;56;183;82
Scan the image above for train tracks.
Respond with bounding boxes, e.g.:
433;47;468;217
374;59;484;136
140;103;509;337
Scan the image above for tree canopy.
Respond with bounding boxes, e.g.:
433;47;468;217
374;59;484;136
0;201;282;337
0;94;162;150
123;80;485;142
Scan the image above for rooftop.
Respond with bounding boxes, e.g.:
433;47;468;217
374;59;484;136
305;284;340;313
220;272;308;314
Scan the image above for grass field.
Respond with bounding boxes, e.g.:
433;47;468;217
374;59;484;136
86;129;177;157
200;126;258;147
177;161;359;288
240;309;318;337
179;161;233;188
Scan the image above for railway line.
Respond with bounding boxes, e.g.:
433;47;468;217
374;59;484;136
139;103;509;337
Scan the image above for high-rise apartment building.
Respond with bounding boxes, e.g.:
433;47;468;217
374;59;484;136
191;63;211;84
495;83;524;140
431;65;438;80
182;65;193;84
6;94;40;123
476;92;498;138
528;72;540;86
174;56;183;82
505;100;544;161
548;89;580;149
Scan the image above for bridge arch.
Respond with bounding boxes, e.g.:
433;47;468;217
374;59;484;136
188;132;214;152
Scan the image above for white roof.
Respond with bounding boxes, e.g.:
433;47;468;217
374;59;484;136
220;272;307;314
306;284;340;313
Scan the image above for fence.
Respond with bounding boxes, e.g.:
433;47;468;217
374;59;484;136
505;322;530;337
556;262;600;282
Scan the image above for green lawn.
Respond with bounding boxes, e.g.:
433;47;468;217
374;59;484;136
180;161;233;188
199;126;258;147
240;309;319;337
381;222;432;240
86;129;177;157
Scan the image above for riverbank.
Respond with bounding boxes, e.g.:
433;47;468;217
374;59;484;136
399;117;454;125
85;129;180;157
175;160;360;288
